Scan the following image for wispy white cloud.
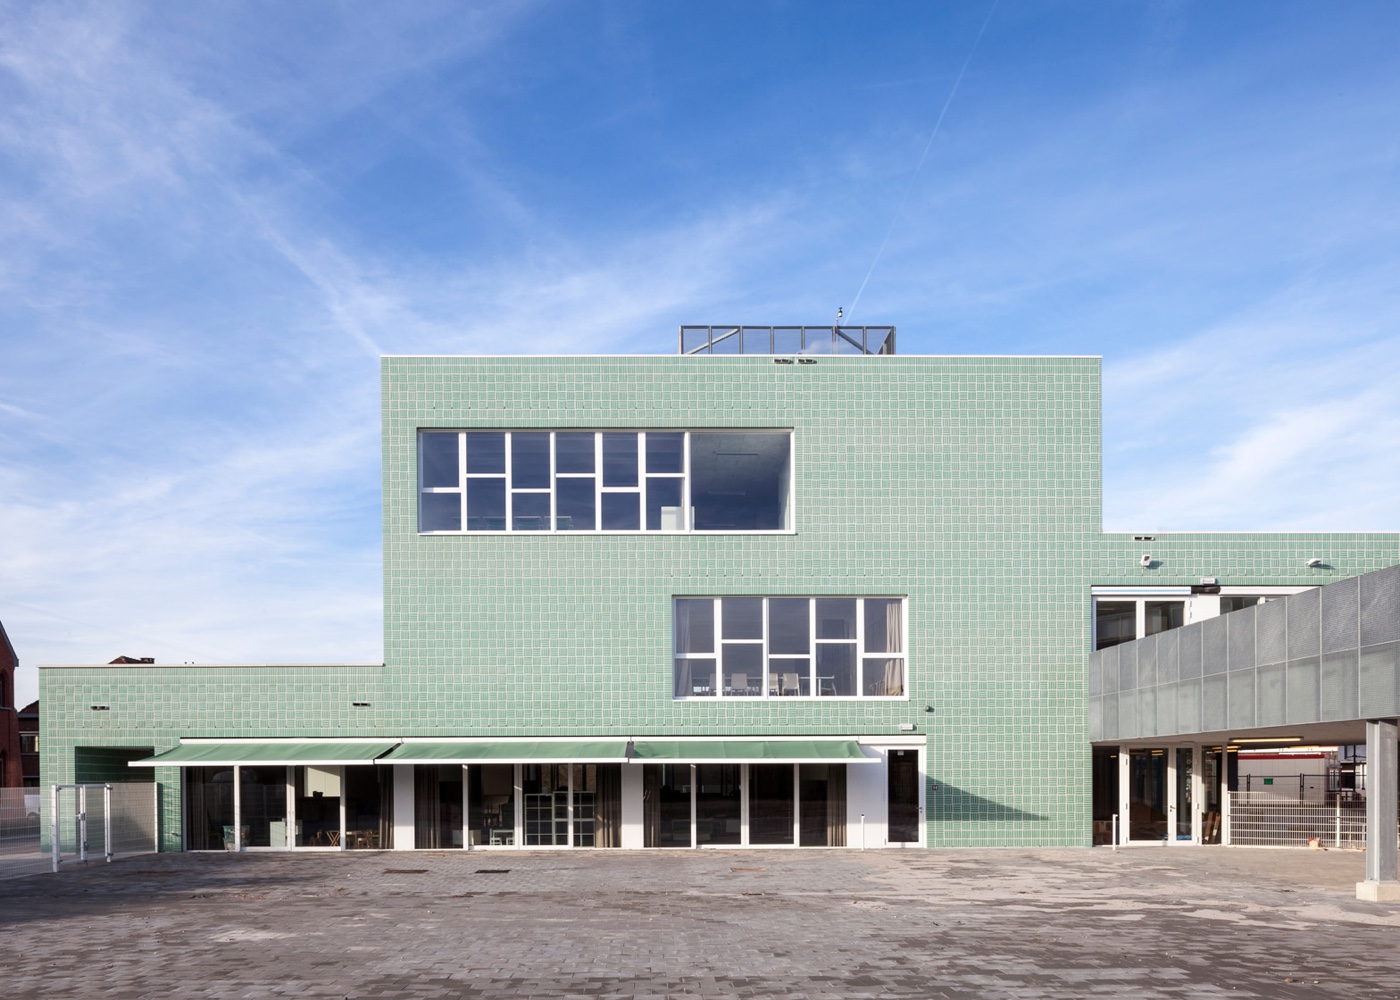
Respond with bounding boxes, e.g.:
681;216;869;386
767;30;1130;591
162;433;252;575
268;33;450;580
3;1;1400;707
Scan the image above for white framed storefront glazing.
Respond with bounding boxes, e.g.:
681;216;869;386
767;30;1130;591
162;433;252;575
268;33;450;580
1114;743;1229;846
175;737;925;851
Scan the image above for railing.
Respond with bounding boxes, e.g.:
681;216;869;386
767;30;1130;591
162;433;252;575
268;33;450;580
1226;791;1368;848
680;325;896;356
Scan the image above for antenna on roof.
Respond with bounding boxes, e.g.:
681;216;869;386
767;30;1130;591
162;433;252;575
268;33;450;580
835;307;843;329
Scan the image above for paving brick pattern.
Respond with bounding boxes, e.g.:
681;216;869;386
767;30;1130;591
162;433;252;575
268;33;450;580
3;847;1398;999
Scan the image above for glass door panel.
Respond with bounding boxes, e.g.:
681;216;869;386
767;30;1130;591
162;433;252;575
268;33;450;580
294;766;342;847
416;764;464;849
1175;749;1193;842
1128;750;1167;841
695;764;741;845
523;764;569;845
468;764;516;846
749;764;795;845
579;764;622;848
240;766;288;848
799;764;847;846
344;765;389;850
184;766;234;850
887;750;919;843
644;764;692;847
1201;748;1223;844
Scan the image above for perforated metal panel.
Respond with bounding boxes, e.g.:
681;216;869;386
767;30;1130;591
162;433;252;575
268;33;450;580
1101;693;1119;740
1138;635;1158;688
1139;687;1157;737
1228;608;1255;671
1087;651;1102;697
1228;668;1256;729
1322;576;1359;654
1101;646;1118;694
1287;588;1320;660
1319;650;1358;722
1118;690;1138;736
1157;628;1179;685
1256;664;1286;727
1156;681;1176;735
1118;645;1136;692
1286;657;1319;724
1202;675;1227;732
1360;565;1400;648
1358;641;1400;717
1203;617;1228;676
1088;698;1102;741
1178;625;1202;680
1176;682;1201;735
1256;597;1288;666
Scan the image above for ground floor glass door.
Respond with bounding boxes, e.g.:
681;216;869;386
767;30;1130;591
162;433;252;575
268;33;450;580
467;764;516;846
886;750;919;843
1202;748;1223;844
1175;748;1193;842
184;766;234;850
695;764;741;845
749;764;794;845
294;766;342;847
644;764;692;847
241;766;288;848
1128;749;1168;841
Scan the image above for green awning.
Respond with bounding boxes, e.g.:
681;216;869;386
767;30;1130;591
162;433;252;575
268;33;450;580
379;741;630;764
626;740;877;763
131;741;399;767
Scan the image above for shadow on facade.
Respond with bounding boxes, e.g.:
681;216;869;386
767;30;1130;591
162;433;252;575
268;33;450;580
930;784;1048;823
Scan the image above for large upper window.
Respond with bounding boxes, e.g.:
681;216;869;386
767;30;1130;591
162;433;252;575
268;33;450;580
674;597;906;699
419;430;792;533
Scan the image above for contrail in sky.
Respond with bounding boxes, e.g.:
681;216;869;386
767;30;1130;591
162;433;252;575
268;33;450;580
847;1;999;323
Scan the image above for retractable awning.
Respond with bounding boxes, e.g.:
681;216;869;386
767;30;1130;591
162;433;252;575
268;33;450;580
131;741;399;767
378;741;630;764
626;740;878;763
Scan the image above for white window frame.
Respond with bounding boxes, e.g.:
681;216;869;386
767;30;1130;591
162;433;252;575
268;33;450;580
418;430;793;535
1090;585;1317;650
673;596;908;701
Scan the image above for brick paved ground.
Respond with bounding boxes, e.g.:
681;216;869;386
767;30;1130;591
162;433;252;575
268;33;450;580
2;847;1398;998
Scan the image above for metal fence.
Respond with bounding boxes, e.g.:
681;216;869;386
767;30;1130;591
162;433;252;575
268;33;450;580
0;786;46;879
1227;791;1368;848
0;784;158;880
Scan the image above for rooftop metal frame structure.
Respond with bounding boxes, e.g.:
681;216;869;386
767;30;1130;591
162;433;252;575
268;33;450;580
680;325;896;356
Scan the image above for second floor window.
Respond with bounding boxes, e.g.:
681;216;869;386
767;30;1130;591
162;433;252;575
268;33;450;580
419;430;792;533
674;597;906;700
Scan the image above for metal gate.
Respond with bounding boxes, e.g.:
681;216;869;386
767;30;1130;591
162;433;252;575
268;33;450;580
51;783;113;872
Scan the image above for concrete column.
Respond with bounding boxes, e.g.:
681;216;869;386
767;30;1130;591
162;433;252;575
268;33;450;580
620;763;644;849
1357;718;1400;901
392;764;415;851
1117;747;1130;844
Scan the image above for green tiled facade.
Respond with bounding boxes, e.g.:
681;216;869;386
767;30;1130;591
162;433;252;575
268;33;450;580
39;354;1400;851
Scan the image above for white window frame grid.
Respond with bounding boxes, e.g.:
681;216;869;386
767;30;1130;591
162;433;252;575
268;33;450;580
418;430;791;534
674;596;907;701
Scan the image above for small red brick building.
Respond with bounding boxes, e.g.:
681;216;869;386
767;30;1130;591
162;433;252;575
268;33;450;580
0;621;22;788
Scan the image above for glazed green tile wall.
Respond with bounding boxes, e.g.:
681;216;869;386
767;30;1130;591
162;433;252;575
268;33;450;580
39;664;386;851
40;354;1399;851
381;356;1104;846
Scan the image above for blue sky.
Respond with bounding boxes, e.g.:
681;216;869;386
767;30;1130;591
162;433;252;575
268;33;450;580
3;1;1400;704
